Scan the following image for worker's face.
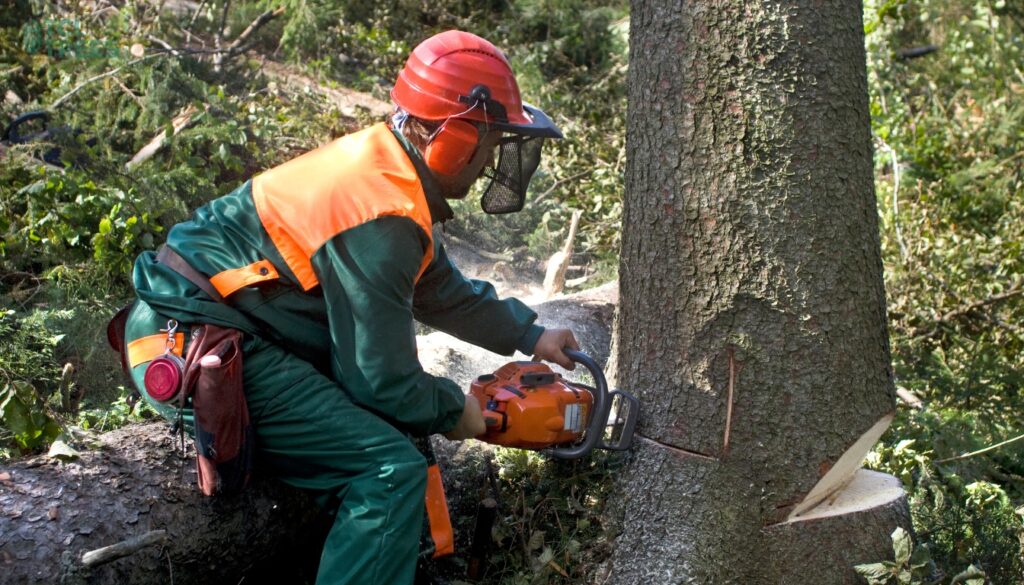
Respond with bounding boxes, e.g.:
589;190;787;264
434;130;502;200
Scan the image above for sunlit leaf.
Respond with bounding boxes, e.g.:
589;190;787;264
527;530;544;551
47;436;79;460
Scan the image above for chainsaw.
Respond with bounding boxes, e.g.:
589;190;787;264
470;349;639;459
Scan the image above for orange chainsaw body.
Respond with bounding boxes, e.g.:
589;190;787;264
470;361;593;450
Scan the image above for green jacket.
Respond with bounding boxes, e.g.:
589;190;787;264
132;126;542;437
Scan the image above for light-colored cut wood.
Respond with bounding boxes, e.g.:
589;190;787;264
778;469;905;524
543;210;582;299
125;105;201;170
788;413;895;520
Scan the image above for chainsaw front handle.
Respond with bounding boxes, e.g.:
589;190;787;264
548;349;609;460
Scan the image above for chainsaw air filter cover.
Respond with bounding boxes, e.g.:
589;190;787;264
470;361;594;451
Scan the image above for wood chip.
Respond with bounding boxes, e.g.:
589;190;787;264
548;559;570;578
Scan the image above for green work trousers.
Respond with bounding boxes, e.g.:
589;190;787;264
126;300;427;585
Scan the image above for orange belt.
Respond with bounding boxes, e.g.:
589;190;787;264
126;332;184;368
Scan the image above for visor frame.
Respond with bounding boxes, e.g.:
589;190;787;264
488;103;563;139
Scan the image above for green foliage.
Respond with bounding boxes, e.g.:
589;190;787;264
0;381;61;454
0;167;170;277
484;447;619;585
0;308;65;455
0;307;65;396
855;527;938;585
76;386;157;433
1;0;359;280
0;0;360;461
913;477;1024;584
867;422;1024;583
0;265;146;458
865;0;1024;581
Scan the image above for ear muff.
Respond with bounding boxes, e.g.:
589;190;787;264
424;118;479;176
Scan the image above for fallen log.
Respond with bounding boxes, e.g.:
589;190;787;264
0;423;321;585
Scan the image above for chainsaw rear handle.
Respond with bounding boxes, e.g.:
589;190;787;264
548;348;609;460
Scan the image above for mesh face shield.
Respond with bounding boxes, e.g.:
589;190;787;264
479;135;546;214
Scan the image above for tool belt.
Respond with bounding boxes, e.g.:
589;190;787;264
107;246;253;496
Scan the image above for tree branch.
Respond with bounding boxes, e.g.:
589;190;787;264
187;0;209;32
441;233;514;262
147;34;181;57
935;432;1024;464
874;136;907;261
218;0;232;40
531;169;593;206
936;284;1023;323
911;279;1023;341
895;45;939;60
226;7;284;55
111;75;145;107
49;53;166;110
81;530;168;568
542;209;582;298
49;8;283;113
125;104;203;170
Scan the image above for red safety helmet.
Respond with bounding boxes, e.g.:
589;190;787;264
391;30;561;138
392;30;561;214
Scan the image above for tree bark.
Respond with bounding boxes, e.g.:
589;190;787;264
606;1;910;583
0;423;322;585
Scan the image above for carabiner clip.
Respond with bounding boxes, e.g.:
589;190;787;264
161;319;179;353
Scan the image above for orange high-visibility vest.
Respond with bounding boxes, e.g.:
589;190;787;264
252;123;435;291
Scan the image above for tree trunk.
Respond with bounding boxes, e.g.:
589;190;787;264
606;1;910;583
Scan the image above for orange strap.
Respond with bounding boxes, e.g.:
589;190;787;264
127;333;184;368
425;464;455;558
209;259;279;298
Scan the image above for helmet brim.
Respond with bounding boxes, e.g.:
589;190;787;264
493;103;563;139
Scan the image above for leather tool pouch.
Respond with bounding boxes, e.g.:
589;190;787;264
108;248;254;496
181;324;254;496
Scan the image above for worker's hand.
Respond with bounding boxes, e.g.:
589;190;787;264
444;394;486;441
532;328;580;370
